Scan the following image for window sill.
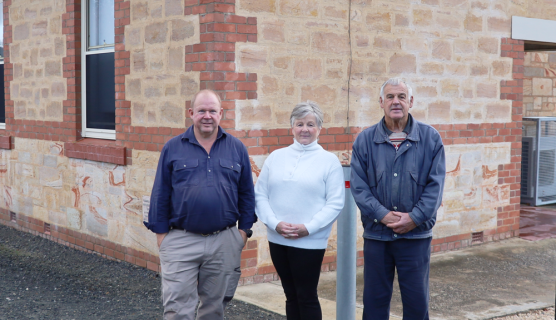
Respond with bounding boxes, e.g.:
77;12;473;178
65;138;126;165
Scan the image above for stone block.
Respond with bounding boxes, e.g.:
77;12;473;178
180;75;198;97
128;79;142;97
86;206;108;237
133;103;146;123
477;83;497;98
67;207;82;230
132;2;148;21
288;30;309;45
441;80;459;97
301;85;337;106
55;37;64;56
432;40;452;60
133;51;146;72
420;62;444;75
413;9;432;27
524;67;545;77
532;78;553;96
389;54;416;74
465;14;482;32
145;86;161;98
46;101;62;119
324;6;347;20
280;0;318;17
416;86;437;98
171;19;195;42
262;76;279;95
32;21;48;37
45;60;61;76
127;27;141;47
454;40;474;55
51;82;65;97
168;47;183;70
486;102;511;121
145;22;168;44
405;38;428;54
14;23;30;41
239;0;276;13
428;101;451;123
239;104;272;123
43;155;57;168
165;0;183;17
478;37;498;54
49;16;61;34
273;56;290;70
373;37;401;50
369;61;387;74
239;46;268;70
395;14;409;27
311;32;350;54
366;12;391;32
487;17;510;32
262;20;285;43
160;102;183;125
294;58;322;79
40;166;62;188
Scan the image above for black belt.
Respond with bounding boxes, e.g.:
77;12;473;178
170;224;236;237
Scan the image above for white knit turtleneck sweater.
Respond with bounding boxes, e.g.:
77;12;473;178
255;139;345;249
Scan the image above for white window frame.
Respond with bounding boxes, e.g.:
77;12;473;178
512;16;556;43
81;0;115;140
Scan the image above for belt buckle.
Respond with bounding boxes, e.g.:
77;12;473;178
201;230;217;237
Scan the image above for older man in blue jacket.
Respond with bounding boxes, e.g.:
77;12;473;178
351;78;446;320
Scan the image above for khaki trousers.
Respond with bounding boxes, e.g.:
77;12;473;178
159;226;244;320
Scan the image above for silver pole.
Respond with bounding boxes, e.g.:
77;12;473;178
336;165;357;320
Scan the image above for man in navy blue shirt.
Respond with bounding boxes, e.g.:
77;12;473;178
144;89;256;319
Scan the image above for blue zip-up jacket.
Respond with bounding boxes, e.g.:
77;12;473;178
144;126;256;234
350;114;446;240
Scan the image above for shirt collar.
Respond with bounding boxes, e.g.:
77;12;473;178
375;114;420;143
181;126;227;143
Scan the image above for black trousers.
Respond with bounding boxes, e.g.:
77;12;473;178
269;242;326;320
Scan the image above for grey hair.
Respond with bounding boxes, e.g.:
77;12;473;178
380;78;413;100
290;101;324;128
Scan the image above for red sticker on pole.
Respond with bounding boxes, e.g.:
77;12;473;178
345;181;350;188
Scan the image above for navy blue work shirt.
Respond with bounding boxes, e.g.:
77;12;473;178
144;126;256;234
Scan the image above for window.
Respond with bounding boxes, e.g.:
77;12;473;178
81;0;115;139
0;0;5;129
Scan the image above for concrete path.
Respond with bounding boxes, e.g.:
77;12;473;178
234;238;556;320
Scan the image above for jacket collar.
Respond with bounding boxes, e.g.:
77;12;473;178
373;113;420;143
181;126;227;143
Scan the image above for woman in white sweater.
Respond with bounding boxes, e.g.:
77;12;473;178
255;101;345;320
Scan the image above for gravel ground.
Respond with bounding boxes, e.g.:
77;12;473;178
0;224;285;320
491;307;555;320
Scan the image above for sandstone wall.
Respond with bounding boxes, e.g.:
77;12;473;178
127;0;200;128
2;0;556;281
523;52;556;117
10;0;66;122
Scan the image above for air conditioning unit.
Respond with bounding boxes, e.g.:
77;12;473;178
521;117;556;206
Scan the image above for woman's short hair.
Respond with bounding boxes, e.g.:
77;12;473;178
290;101;324;128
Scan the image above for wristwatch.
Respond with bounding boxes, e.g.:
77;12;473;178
241;229;253;238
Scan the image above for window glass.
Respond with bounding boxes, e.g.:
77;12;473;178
86;53;115;130
88;0;114;51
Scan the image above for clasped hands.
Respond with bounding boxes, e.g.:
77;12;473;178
275;221;309;239
381;211;417;234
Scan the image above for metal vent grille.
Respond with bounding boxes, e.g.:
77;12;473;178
539;149;555;186
44;223;51;235
472;231;484;244
521;138;531;196
10;211;16;222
